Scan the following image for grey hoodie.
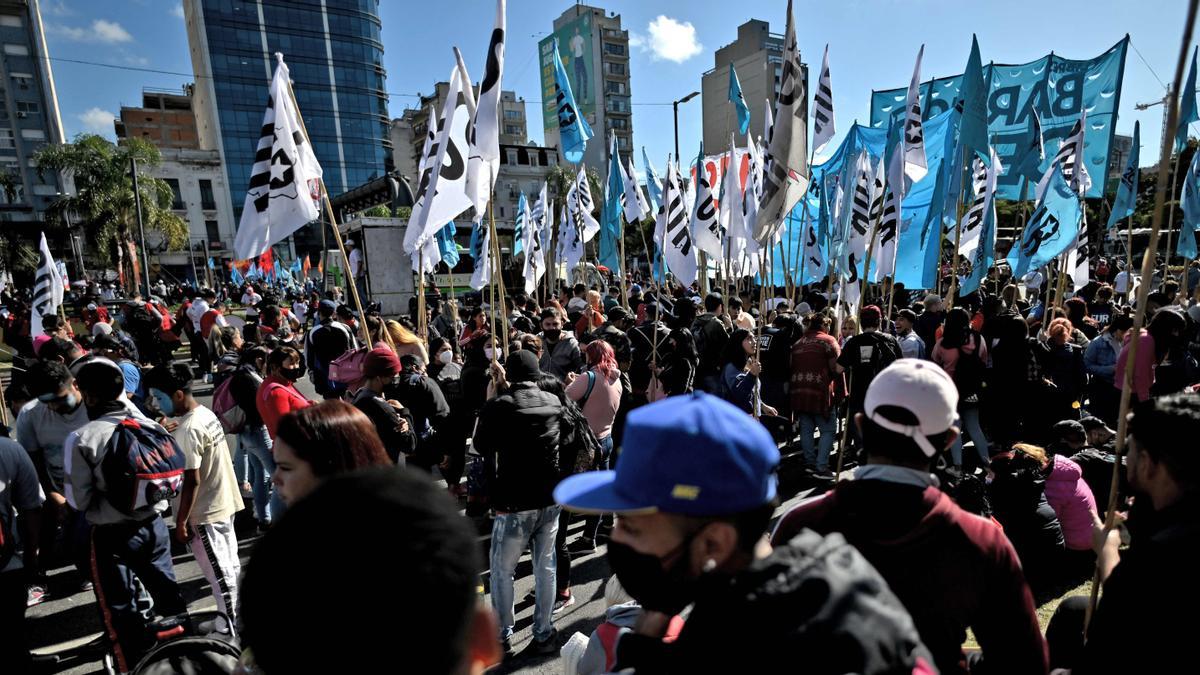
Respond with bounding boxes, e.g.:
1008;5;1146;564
577;602;642;675
65;401;171;526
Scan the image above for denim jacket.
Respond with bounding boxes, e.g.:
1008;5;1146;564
1084;332;1121;383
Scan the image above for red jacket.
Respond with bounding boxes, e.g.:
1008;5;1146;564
773;480;1048;675
789;329;842;416
256;373;311;439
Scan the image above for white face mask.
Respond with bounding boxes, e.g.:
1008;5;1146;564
484;347;495;361
438;350;453;365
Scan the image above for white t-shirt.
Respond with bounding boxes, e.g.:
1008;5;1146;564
187;298;209;332
172;406;243;526
348;248;364;278
241;291;262;306
570;33;585;58
292;301;308;324
1114;270;1135;294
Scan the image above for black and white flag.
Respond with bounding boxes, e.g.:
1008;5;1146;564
903;46;928;184
31;232;63;337
466;0;505;219
755;0;808;244
405;62;473;255
1068;209;1092;290
1036;110;1091;200
690;146;722;258
812;44;835;154
235;54;323;261
568;166;600;242
521;195;545;293
655;159;697;285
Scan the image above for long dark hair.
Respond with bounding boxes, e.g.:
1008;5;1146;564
940;307;971;350
722;328;753;371
276;400;392;478
669;327;698;361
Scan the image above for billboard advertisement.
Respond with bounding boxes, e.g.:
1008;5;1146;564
540;12;596;132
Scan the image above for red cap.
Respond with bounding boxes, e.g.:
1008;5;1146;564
362;346;401;379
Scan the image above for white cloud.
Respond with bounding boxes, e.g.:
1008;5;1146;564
171;4;185;19
43;1;73;17
49;19;133;44
630;16;702;64
78;107;116;135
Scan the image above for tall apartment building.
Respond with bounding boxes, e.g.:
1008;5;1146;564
540;4;632;169
0;0;64;225
700;19;787;152
114;85;237;281
183;0;392;254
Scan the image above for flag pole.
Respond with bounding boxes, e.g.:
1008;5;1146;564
1086;0;1197;632
1164;153;1182;268
282;77;370;347
487;197;510;357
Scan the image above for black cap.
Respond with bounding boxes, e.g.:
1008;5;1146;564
505;350;541;383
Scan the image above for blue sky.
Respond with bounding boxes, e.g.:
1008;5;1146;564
44;0;1192;178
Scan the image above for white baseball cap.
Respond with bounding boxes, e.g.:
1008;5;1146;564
864;359;959;457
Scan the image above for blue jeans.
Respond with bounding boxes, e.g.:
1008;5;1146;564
239;425;284;522
950;406;990;468
798;409;838;472
489;505;560;642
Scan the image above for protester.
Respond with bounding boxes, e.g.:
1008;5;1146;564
270;400;392;506
1083;314;1132;425
1038;318;1089;423
774;360;1048;674
352;346;416;465
932;307;991;471
692;293;730;392
718;328;777;416
147;363;244;637
539;306;584;380
789;311;842;479
836;306;902;446
473;350;563;659
916;293;946;351
305;299;356;399
556;392;936;673
1;429;43;673
895;308;925;359
230;344;277;526
988;443;1066;597
256;346;312;439
657;327;697;396
65;358;186;671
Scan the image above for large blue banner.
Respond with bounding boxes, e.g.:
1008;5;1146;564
869;38;1128;200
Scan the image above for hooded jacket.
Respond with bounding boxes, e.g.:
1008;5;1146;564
773;480;1048;675
473;382;562;512
64;401;170;526
1043;454;1099;551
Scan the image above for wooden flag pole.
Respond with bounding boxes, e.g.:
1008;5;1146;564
1164;153;1182;267
284;78;370;347
1086;0;1197;633
487;198;510;357
619;216;630;309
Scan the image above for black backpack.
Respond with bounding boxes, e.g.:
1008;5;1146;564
558;376;602;476
131;635;240;675
953;334;986;401
100;417;186;515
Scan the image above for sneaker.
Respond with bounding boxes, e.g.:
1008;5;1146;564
812;469;835;482
517;629;559;658
552;593;575;613
500;638;515;662
26;584;47;608
569;537;596;554
78;580;94;594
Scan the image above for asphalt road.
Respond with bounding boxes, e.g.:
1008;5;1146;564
26;372;823;675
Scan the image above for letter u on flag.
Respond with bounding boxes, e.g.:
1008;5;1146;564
553;38;593;163
235;54;323;261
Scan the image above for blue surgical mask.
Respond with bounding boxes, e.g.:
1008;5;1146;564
149;388;174;416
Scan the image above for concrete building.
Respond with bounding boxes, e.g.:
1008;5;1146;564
0;0;65;226
494;143;560;229
182;0;392;255
388;116;418;188
701;19;786;152
115;85;237;282
500;90;529;145
540;4;633;168
1106;132;1134;192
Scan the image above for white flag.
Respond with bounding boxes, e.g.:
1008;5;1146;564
465;0;505;220
235;54;323;260
623;157;648;222
959;147;1002;255
1036;110;1091;200
405;63;473;254
655;160;697;285
742;140;764;275
568;166;600;242
801;202;825;281
874;156;901;281
690;149;722;258
720;140;747;276
812;45;835;154
469;221;491;290
561;200;584;272
521;195;545;293
754;0;808;244
843;151;874;309
31;232;63;337
1068;210;1092;290
902;46;928;184
763;98;774;148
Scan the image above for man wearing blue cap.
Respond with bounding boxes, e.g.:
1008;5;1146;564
555;392;934;673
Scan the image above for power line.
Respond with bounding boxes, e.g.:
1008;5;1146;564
1128;38;1166;89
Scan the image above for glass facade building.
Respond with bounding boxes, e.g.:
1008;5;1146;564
185;0;391;250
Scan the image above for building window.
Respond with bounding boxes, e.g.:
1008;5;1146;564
205;220;221;243
0;129;13;150
504;124;521;136
199;179;216;210
3;44;28;56
605;81;626;95
605;62;626;75
503;109;522;120
0;16;22;28
15;101;39;115
19;128;43;141
166;178;183;209
604;43;626;56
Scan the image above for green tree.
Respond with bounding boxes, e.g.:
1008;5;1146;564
34;135;187;291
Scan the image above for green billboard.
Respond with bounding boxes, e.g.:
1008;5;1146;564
539;12;595;133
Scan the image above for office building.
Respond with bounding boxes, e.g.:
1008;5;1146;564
540;4;633;169
183;0;392;253
0;0;65;223
115;85;237;279
701;19;794;151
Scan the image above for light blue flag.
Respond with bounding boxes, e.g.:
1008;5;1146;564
206;257;215;270
958;35;989;164
290;258;302;275
552;38;594;163
1008;165;1082;278
230;265;244;286
642;147;662;213
728;64;750;136
437;222;460;268
512;192;527;257
1178;46;1199;153
1108;121;1140;228
600;136;624;274
959;171;996;296
1179;146;1200;259
274;260;284;282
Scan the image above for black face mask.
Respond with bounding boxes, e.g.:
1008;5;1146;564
605;537;698;616
543;328;561;342
280;365;305;381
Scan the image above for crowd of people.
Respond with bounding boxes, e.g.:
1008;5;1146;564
1;260;1197;674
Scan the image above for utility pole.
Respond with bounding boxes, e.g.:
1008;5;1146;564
130;157;152;296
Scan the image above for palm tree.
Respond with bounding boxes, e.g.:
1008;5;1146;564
34;135;187;292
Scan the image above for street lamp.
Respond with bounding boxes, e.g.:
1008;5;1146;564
673;91;700;163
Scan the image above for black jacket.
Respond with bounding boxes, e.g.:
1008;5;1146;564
351;387;416;464
473;382;562;512
230;363;264;428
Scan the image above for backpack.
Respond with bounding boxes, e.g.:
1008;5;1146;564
691;317;710;366
99;417;186;514
953;334;986;402
131;635;240;675
559;390;601;477
212;371;260;434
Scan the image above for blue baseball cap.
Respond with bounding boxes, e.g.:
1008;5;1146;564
555;392;779;516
